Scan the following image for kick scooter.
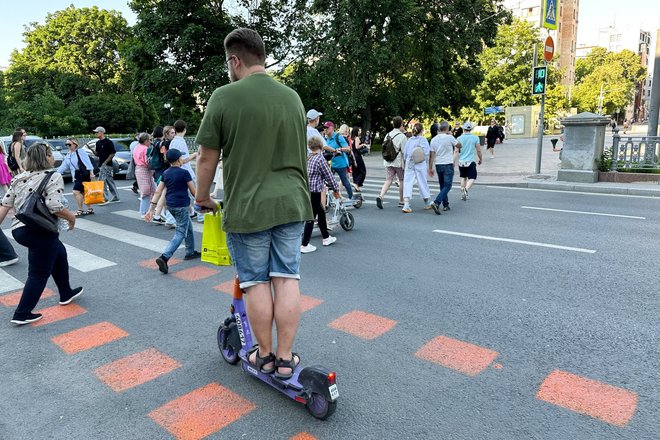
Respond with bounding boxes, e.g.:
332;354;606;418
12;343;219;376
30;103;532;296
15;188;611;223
217;277;339;419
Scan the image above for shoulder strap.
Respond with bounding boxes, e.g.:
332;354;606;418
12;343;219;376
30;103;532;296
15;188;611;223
74;150;84;170
36;171;56;195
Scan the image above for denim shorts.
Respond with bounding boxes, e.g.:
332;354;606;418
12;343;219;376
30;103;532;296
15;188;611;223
226;221;304;290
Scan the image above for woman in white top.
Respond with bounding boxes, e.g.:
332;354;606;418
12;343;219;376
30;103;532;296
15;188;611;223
401;123;432;213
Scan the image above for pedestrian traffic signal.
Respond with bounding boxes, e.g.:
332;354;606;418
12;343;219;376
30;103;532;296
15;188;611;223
532;66;547;95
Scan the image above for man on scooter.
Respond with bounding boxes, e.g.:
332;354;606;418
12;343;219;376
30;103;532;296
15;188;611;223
194;28;312;379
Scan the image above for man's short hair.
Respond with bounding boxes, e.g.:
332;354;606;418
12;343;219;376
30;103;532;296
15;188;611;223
392;116;403;129
173;120;187;133
224;28;266;67
439;121;450;132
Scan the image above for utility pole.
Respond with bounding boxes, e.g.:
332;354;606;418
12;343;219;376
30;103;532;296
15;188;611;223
648;28;660;137
597;84;604;115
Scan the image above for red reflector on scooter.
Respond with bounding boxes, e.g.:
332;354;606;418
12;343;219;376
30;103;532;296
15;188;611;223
294;396;307;404
327;372;336;385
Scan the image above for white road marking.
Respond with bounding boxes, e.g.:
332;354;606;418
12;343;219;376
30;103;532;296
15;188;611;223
521;206;646;219
74;218;172;253
0;269;23;294
487;185;660;200
3;229;116;273
432;229;596;254
112;210;204;233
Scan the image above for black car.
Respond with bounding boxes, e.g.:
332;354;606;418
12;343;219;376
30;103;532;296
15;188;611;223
82;138;133;178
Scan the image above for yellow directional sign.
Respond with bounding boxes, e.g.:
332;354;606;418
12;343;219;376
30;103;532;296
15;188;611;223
543;0;559;30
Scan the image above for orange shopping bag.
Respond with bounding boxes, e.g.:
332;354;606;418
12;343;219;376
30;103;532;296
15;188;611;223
82;180;105;205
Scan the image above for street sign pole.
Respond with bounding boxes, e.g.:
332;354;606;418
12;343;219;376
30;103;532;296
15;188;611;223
535;77;546;174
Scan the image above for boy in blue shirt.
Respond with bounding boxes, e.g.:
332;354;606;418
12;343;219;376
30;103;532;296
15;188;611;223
145;149;200;273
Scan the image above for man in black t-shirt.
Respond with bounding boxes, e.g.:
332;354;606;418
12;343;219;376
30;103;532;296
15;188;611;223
93;126;121;204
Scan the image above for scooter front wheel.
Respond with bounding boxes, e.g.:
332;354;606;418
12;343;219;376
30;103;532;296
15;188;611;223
352;197;362;209
306;393;337;420
217;325;239;365
340;212;354;231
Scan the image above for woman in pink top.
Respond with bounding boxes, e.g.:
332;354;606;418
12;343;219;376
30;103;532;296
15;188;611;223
132;133;155;216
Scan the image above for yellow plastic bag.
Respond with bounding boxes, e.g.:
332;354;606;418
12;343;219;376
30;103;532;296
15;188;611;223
201;207;232;266
82;180;105;205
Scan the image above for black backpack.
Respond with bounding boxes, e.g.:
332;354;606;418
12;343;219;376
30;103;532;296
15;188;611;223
382;132;402;162
148;140;165;171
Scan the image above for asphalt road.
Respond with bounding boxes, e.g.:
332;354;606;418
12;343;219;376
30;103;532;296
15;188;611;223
0;177;658;440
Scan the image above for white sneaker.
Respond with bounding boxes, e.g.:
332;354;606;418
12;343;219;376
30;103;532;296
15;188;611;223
300;244;317;253
322;236;337;246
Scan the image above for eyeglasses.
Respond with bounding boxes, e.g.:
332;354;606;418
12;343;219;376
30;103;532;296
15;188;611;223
65;143;72;146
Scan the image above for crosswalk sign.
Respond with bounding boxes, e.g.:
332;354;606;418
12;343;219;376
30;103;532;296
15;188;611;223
543;0;559;30
532;66;547;95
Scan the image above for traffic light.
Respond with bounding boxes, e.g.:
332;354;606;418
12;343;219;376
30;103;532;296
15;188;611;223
532;66;547;95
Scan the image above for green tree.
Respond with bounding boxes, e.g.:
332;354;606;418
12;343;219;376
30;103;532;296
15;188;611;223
71;93;145;134
572;49;645;115
285;0;507;134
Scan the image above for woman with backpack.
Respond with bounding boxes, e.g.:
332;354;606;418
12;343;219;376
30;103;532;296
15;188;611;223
132;133;156;217
9;130;26;176
401;123;432;213
349;126;367;191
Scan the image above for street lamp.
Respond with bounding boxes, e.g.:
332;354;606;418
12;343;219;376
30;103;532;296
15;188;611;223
164;103;174;124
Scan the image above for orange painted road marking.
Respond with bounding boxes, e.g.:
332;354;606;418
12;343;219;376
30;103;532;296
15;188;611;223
212;280;234;295
139;257;180;270
172;266;219;281
32;303;87;327
415;335;499;376
300;295;324;312
536;369;638;427
328;310;397;340
149;382;256;440
94;348;181;392
0;288;55;307
51;322;129;354
290;433;317;440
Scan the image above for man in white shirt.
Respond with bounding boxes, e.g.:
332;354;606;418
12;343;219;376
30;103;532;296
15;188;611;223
376;116;407;209
168;119;198;217
306;109;327;151
429;121;460;214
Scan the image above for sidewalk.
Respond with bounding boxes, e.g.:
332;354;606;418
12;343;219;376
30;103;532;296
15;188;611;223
362;135;660;197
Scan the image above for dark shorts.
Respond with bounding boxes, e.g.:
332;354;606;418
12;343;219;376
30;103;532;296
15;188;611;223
73;179;85;192
458;162;477;180
486;140;496;149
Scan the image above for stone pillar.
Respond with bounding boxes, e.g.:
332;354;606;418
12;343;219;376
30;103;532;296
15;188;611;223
557;112;610;183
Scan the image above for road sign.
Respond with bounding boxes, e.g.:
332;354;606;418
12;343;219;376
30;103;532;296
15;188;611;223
532;66;547;95
544;36;554;62
484;106;505;115
542;0;559;30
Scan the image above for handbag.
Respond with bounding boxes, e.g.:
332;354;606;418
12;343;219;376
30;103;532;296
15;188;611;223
83;180;105;205
14;171;59;234
357;146;369;156
7;151;19;171
74;150;91;181
201;203;232;266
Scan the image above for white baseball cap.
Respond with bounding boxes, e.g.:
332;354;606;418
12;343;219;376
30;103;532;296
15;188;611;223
92;126;106;133
462;122;474;130
306;109;322;120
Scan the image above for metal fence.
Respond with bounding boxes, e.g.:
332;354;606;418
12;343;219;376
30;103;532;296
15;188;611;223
610;130;660;171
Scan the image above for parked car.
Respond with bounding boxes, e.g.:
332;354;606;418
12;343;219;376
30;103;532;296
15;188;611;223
82;138;133;178
1;135;65;174
46;139;69;178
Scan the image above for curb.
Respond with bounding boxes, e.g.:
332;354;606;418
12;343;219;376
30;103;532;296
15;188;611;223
483;181;660;197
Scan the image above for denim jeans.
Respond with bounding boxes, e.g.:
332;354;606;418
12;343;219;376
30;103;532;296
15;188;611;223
332;167;353;199
99;164;120;201
434;163;454;207
162;206;194;259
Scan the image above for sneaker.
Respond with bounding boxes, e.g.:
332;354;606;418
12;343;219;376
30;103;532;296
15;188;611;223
152;216;166;224
424;204;433;210
376;196;383;209
401;206;412;213
10;313;43;325
398;202;405;207
431;202;442;215
0;257;19;267
464;188;469;200
156;256;168;274
461;188;467;201
59;287;84;305
443;206;451;212
109;198;121;204
165;223;176;229
98;201;111;206
300;244;317;254
190;212;198;220
322;236;337;246
131;186;139;195
184;251;201;260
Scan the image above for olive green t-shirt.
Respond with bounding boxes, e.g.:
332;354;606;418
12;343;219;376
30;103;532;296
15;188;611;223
195;73;312;233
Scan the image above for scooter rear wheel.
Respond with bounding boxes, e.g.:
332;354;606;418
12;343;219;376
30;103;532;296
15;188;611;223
217;326;239;365
352;198;363;209
306;392;337;420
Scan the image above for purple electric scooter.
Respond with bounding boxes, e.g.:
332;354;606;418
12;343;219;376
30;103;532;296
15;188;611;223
217;277;338;419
